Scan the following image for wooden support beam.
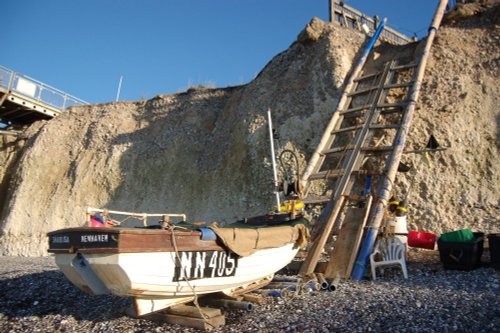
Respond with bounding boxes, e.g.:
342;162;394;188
370;124;400;130
339;107;369;117
302;196;332;205
347;86;378;97
166;304;222;318
392;62;418;70
241;293;265;304
377;102;407;110
324;196;372;279
354;71;383;82
299;196;346;275
331;125;363;135
322;145;355;155
146;304;225;332
308;169;377;181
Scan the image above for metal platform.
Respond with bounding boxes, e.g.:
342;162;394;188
330;1;413;45
0;65;88;126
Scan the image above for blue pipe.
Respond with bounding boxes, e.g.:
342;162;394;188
350;20;387;282
261;290;285;298
351;228;378;280
262;284;298;292
357;18;387;67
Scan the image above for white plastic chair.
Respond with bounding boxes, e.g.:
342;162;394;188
370;237;408;280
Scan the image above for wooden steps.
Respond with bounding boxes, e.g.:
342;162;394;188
298;44;423;277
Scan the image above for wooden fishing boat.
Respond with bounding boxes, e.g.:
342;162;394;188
48;208;309;316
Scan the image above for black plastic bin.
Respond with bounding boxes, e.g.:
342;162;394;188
488;233;500;269
437;232;484;270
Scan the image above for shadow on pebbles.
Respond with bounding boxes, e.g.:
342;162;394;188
0;253;499;333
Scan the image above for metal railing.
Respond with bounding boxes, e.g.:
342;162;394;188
330;1;413;45
0;65;88;111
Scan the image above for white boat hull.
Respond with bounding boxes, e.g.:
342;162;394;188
49;213;310;316
54;243;298;315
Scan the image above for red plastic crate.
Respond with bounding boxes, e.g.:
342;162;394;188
408;230;436;250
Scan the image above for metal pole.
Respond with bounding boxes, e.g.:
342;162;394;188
267;109;281;210
115;75;123;101
328;0;333;22
7;70;14;90
351;0;449;281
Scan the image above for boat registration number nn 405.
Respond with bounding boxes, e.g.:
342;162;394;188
173;251;239;281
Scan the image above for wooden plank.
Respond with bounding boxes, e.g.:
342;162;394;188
339;105;370;116
147;311;225;331
322;145;355;155
302;196;331;205
166;304;222;318
323;199;371;279
299;196;346;275
347;86;378;97
308;169;344;180
133;296;195;317
241;293;265;304
331;124;363;134
345;196;372;276
309;169;376;181
354;71;383;82
370;124;400;130
362;145;393;153
392;62;418;70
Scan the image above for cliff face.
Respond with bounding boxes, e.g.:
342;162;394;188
403;7;500;233
0;20;366;256
0;7;498;256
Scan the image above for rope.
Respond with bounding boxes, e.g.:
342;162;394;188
168;224;214;328
273;277;319;304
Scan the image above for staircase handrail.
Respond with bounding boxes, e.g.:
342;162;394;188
0;64;88;111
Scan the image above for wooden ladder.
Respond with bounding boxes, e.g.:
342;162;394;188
299;57;419;277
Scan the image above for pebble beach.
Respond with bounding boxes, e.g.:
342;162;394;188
0;250;499;333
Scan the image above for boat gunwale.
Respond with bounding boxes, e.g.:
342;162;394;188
47;227;225;254
47;227;202;236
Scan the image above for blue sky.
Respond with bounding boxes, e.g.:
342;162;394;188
1;0;439;104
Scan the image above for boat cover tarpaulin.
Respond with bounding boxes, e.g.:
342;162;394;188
209;218;310;257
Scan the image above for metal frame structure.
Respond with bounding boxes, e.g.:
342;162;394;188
329;1;413;45
0;65;88;126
